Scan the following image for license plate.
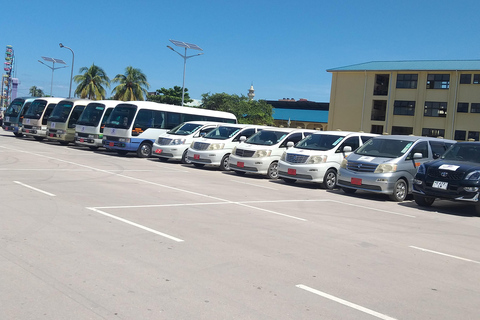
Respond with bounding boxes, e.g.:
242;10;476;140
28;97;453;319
50;133;54;137
287;168;296;175
194;154;200;160
351;177;362;185
109;142;114;147
154;149;162;154
237;161;244;168
25;130;30;133
80;138;84;143
433;181;448;190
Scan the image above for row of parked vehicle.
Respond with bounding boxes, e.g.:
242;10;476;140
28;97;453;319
3;97;480;215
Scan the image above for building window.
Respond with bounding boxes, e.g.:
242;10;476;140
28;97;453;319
471;103;480;113
371;100;387;121
426;74;450;89
393;100;415;116
422;128;445;138
455;130;466;140
457;102;469;113
474;74;480;84
370;125;383;134
396;74;418;89
468;131;480;141
424;101;447;117
374;74;389;95
460;74;472;84
391;126;413;135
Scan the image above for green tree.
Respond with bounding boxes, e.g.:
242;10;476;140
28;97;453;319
200;92;274;125
147;86;192;106
73;64;110;100
29;86;44;97
111;66;150;101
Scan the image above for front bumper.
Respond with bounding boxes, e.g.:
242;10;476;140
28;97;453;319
337;170;403;195
277;161;330;182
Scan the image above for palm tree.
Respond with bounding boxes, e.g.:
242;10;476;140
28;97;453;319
111;66;150;101
29;86;44;97
73;64;110;100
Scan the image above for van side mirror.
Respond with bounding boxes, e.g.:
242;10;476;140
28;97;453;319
286;141;294;149
239;136;246;143
343;146;352;152
200;132;206;137
413;152;423;159
433;152;440;159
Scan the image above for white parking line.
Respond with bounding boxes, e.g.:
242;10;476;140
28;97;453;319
409;246;480;264
229;179;278;190
87;207;184;242
13;181;56;197
296;284;398;320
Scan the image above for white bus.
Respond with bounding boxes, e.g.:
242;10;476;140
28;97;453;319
2;97;36;137
74;100;122;150
102;101;237;158
22;97;65;141
46;99;90;145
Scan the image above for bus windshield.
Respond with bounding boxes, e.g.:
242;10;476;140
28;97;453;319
76;103;105;126
167;122;203;135
296;134;344;151
204;126;242;140
4;99;24;117
49;101;74;122
24;100;48;119
246;130;288;146
104;104;137;129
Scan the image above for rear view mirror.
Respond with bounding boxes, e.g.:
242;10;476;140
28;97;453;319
286;141;294;148
240;136;246;142
343;146;352;152
413;152;423;159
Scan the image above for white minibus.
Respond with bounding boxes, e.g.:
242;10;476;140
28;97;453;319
75;100;122;150
102;101;237;158
22;97;64;141
46;99;90;145
2;97;36;137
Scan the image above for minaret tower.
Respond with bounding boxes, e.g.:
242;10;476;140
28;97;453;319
248;83;255;100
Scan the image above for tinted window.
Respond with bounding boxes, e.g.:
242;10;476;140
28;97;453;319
280;132;303;147
406;141;428;160
233;128;256;141
337;136;359;153
429;141;452;158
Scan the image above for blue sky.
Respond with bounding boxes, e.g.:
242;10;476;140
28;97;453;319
5;0;480;103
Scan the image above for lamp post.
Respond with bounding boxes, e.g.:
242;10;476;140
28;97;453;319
59;43;74;98
38;56;67;96
167;39;203;106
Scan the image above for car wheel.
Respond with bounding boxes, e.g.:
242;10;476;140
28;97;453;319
389;179;408;202
137;142;152;158
413;194;435;207
193;163;205;168
342;187;357;194
321;168;337;190
181;150;191;164
267;161;279;179
14;132;23;137
282;177;296;184
219;154;231;171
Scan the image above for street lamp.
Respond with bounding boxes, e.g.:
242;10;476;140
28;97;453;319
38;56;67;96
59;43;74;98
167;39;203;106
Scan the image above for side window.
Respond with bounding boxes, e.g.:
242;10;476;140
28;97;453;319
361;135;374;144
42;105;56;125
407;141;428;160
280;132;303;147
198;127;215;137
233;128;256;141
337;136;360;153
100;108;114;133
166;112;181;129
133;109;154;134
152;110;165;129
429;141;451;158
68;106;85;128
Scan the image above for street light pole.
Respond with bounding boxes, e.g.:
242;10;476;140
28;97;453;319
38;56;67;96
59;43;74;98
167;40;203;106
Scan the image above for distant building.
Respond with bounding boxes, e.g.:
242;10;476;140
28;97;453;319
327;60;480;140
265;98;329;130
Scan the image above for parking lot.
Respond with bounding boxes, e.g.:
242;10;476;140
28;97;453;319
1;132;479;320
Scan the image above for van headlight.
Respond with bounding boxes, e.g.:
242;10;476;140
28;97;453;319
465;170;480;180
307;155;327;164
118;138;131;143
171;139;186;145
417;164;426;175
253;149;272;158
208;143;224;150
340;158;348;169
374;163;397;173
232;146;237;155
280;151;286;161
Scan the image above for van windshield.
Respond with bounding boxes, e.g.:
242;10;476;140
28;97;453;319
355;138;414;158
167;123;203;135
204;126;242;140
104;104;137;129
24;100;48;119
296;134;344;151
246;130;287;146
76;103;105;126
4;99;24;117
49;101;74;122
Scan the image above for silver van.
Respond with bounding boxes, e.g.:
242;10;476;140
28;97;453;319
337;135;456;201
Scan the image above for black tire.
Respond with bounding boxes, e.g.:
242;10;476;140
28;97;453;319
193;163;205;168
342;187;357;194
137;142;152;158
181;150;191;164
475;204;480;216
34;136;44;141
117;150;129;156
413;194;435;207
321;168;337;190
14;132;23;137
219;154;231;171
266;161;279;179
282;177;296;184
234;170;246;176
389;179;408;202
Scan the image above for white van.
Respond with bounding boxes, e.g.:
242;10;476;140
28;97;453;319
229;128;316;179
277;131;378;189
151;121;224;163
187;124;269;170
